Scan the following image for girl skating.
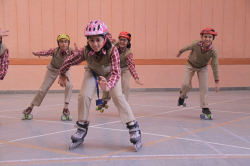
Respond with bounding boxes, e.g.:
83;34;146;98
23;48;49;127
177;28;220;120
58;20;143;151
22;34;74;121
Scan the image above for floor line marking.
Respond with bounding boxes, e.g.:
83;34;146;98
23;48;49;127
180;125;225;156
0;140;92;158
1;154;250;165
101;115;250;157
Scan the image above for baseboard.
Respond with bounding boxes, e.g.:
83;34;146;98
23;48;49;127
0;87;249;94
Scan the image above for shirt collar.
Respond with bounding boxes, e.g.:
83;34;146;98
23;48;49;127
117;46;126;54
198;40;213;51
59;48;69;54
88;48;106;57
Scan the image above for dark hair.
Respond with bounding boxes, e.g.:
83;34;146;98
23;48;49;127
202;30;215;40
86;35;112;52
127;34;131;49
0;37;2;44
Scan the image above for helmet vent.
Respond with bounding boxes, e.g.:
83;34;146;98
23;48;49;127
98;25;100;30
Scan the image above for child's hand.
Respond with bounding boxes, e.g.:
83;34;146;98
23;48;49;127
74;43;78;51
0;29;9;37
97;76;110;91
32;52;40;58
215;82;219;93
135;78;143;85
176;52;181;58
58;74;69;87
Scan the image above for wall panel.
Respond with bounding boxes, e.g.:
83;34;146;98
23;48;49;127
156;0;168;59
41;0;54;50
134;0;146;59
16;0;30;58
29;0;43;58
3;0;18;58
212;0;224;58
145;0;156;59
223;0;235;58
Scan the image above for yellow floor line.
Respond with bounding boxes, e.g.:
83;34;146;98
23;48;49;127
101;116;250;157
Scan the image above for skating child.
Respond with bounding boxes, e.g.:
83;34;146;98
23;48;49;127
96;31;143;113
176;28;219;120
0;29;10;83
0;28;9;125
22;34;74;121
58;20;143;151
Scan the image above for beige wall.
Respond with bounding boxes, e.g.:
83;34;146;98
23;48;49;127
0;0;250;91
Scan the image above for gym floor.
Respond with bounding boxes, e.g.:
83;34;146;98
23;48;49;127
0;90;250;166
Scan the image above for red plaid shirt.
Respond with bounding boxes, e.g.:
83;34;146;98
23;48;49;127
198;41;213;54
117;46;139;79
60;47;121;90
0;48;9;80
35;48;70;57
108;33;139;79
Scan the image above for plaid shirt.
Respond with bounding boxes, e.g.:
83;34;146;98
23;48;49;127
60;47;121;90
0;49;9;80
117;46;139;79
198;41;213;54
35;48;69;57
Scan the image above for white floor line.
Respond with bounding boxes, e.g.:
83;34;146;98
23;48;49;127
0;101;78;113
1;97;250;150
192;108;250;115
180;125;225;156
1;153;250;164
1;117;250;152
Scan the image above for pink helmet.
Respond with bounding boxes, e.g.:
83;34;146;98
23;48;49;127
84;20;108;36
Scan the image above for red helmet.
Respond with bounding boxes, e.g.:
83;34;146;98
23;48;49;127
118;31;131;40
200;28;217;36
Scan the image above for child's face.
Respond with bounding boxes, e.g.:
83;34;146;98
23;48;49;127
200;34;213;46
118;37;128;48
59;39;69;51
87;36;104;52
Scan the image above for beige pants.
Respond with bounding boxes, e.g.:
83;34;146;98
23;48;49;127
78;70;135;124
102;67;131;102
32;65;73;106
180;63;208;108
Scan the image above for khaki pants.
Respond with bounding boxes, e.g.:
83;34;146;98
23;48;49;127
32;65;73;106
78;70;135;124
103;67;131;102
180;63;208;108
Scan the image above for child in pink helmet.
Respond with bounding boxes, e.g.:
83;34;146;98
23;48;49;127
0;29;10;83
177;28;219;120
58;20;143;151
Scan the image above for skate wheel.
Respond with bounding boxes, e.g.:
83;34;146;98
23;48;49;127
100;108;104;113
61;115;66;121
210;115;213;120
95;107;99;111
104;105;109;109
186;95;188;99
21;114;25;120
200;114;205;119
28;114;33;120
204;115;209;120
134;140;143;152
68;115;73;121
183;103;186;107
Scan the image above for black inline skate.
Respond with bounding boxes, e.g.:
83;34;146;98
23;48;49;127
69;121;89;150
126;121;143;152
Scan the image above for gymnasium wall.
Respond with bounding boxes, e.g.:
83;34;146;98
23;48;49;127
0;0;249;91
